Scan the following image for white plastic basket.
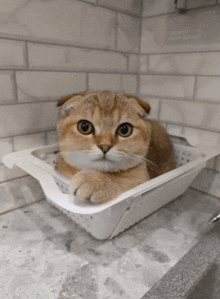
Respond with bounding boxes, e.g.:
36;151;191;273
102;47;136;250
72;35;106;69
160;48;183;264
3;135;220;239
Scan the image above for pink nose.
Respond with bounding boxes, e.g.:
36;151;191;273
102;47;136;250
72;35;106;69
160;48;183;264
98;144;112;154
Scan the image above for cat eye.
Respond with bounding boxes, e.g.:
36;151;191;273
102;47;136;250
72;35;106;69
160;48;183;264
77;120;94;135
116;122;133;138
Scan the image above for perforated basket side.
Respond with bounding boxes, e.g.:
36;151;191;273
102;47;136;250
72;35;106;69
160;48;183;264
45;194;131;239
110;163;204;238
173;144;204;167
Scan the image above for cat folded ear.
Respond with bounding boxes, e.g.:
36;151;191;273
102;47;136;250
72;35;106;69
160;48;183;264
57;94;81;117
133;97;151;114
123;93;151;115
57;94;78;107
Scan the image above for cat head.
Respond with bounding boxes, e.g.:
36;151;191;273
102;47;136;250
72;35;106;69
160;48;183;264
57;91;152;172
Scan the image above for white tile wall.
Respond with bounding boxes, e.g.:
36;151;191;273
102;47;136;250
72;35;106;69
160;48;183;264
46;131;58;145
98;0;141;16
0;39;26;69
187;0;216;9
140;75;195;99
148;52;220;76
16;72;87;103
28;43;127;72
141;2;220;172
195;77;220;103
14;133;47;151
160;100;220;132
0;0;147;184
0;102;58;138
166;124;183;136
117;13;140;53
89;73;137;94
0;1;117;49
141;7;220;54
0;138;13;164
140;97;160;120
139;55;148;73
0;71;16;104
142;0;174;17
128;54;139;72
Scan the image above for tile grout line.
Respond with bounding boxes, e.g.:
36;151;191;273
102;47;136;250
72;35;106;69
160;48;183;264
189;186;220;201
2;68;220;77
192;76;198;101
0;198;45;217
0;36;140;56
137;0;143;97
0;69;138;74
142;3;219;19
80;0;141;18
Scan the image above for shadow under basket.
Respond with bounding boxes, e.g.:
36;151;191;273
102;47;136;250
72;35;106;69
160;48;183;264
3;135;220;240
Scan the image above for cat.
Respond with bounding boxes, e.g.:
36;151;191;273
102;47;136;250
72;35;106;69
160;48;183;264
56;91;175;203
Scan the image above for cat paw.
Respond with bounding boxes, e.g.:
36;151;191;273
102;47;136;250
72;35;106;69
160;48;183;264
71;170;112;203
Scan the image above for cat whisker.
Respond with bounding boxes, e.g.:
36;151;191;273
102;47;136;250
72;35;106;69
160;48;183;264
119;151;159;172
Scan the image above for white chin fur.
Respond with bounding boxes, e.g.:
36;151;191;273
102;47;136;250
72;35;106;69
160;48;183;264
63;148;141;172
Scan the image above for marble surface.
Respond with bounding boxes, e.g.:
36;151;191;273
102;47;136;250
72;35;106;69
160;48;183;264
1;169;220;299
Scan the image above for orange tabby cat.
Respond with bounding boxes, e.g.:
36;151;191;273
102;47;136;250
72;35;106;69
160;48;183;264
56;91;175;203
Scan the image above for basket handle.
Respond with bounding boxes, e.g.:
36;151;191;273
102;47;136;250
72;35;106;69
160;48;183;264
169;133;194;146
15;159;106;214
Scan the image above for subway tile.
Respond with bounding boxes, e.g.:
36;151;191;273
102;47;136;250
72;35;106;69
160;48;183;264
28;43;127;72
117;13;140;53
166;124;183;136
149;52;220;76
16;71;86;103
187;0;216;9
141;7;220;54
139;55;149;74
0;138;13;164
139;55;148;73
121;75;138;94
0;39;26;69
140;75;195;99
160;100;220;132
128;54;139;72
0;102;58;138
98;0;141;16
195;77;220;103
0;165;27;183
0;1;116;49
140;97;160;120
14;133;47;151
89;73;137;94
142;0;174;17
0;71;16;105
46;131;58;145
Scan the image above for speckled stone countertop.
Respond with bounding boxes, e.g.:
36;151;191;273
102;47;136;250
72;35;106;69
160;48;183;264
0;169;220;299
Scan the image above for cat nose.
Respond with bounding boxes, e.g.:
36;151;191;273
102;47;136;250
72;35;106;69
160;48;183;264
98;144;112;154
